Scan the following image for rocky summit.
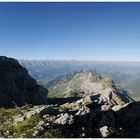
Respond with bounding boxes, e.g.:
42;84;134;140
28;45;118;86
0;56;48;108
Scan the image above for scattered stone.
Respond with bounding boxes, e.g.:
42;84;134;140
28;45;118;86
54;113;74;125
38;121;44;126
25;105;47;119
14;114;25;124
76;105;90;116
75;96;93;106
99;126;109;137
45;115;56;122
44;123;50;127
20;134;26;138
101;105;110;112
4;130;9;137
43;114;50;119
33;130;40;137
60;96;93;111
34;121;45;131
112;105;122;112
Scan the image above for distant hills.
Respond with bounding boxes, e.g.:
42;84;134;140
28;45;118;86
20;60;140;100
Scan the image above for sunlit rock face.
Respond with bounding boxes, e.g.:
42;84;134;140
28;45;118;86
47;69;133;106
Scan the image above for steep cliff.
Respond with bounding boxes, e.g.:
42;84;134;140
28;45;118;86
0;56;48;108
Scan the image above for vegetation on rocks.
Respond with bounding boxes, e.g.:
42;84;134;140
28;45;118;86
1;94;139;138
42;129;62;138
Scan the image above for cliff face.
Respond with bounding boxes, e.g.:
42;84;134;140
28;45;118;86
0;56;48;108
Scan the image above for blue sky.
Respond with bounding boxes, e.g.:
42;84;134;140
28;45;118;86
0;2;140;61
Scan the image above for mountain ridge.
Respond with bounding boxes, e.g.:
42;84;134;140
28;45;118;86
47;69;133;106
19;59;140;100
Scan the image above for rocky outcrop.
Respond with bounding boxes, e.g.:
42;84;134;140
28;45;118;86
99;126;110;137
1;93;140;138
0;56;48;108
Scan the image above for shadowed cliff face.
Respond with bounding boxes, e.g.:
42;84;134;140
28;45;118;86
0;56;48;108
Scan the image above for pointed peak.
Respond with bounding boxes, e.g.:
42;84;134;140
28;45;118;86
79;68;94;74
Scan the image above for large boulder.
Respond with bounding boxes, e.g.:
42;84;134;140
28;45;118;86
0;56;48;108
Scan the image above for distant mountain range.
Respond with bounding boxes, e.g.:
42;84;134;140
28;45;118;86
20;60;140;100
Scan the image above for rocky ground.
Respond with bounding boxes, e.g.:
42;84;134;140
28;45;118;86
1;94;140;138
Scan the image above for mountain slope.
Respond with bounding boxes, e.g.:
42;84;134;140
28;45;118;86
0;56;48;108
47;69;133;106
19;60;140;100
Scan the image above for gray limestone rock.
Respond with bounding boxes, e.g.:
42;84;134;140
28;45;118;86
99;126;109;137
54;113;74;125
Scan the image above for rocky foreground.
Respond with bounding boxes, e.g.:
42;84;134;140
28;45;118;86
0;95;140;138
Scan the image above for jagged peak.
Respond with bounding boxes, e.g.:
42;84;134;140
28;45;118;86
0;56;21;68
79;68;93;74
47;69;129;102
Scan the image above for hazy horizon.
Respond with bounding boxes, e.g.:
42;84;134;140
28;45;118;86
19;58;140;63
1;2;140;61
